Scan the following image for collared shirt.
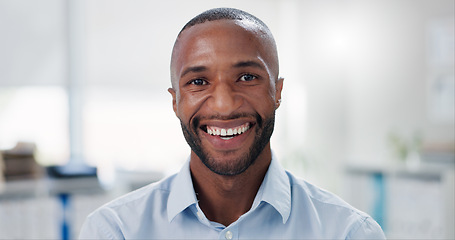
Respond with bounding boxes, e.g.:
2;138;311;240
79;155;385;239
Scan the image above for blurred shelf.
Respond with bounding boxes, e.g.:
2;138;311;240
0;177;103;199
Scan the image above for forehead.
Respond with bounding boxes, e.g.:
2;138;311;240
171;20;274;80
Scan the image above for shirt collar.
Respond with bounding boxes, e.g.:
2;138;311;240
257;153;291;224
167;158;198;223
167;153;292;224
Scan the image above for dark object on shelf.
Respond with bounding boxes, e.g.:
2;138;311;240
47;163;97;179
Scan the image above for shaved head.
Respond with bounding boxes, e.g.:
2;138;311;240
179;8;272;36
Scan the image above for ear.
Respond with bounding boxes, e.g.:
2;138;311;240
168;88;178;116
275;77;284;109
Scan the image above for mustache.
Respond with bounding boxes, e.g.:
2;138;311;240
192;112;263;130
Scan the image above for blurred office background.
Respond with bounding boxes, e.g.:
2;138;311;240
0;0;453;239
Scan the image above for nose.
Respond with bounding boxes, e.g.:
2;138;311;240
206;81;242;116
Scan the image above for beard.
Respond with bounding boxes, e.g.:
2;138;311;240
180;112;275;176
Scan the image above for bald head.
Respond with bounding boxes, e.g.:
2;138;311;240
170;8;279;89
179;8;272;37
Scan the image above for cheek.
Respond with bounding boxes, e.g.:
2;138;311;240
243;86;277;113
176;92;207;122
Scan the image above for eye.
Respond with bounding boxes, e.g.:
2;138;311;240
239;74;257;82
189;79;207;86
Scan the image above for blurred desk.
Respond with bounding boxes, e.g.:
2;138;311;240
345;162;455;239
0;177;107;239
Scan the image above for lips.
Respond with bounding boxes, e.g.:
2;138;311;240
198;120;253;150
193;113;260;151
205;122;251;140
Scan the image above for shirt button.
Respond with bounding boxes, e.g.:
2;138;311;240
196;211;203;219
225;230;233;240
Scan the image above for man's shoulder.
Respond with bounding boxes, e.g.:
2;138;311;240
287;171;361;213
79;173;180;239
285;171;385;239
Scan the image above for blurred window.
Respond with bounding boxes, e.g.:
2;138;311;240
0;87;69;165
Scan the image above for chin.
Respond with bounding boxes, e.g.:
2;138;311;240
200;151;255;176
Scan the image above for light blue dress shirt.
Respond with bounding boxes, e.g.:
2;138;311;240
80;156;385;239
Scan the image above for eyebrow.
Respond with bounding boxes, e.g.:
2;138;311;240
233;60;266;71
180;66;207;78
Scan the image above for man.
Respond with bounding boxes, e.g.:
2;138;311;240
80;8;385;239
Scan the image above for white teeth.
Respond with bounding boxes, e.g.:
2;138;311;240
206;123;250;138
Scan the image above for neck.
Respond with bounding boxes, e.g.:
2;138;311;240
190;145;272;226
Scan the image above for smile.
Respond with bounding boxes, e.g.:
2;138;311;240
203;123;251;140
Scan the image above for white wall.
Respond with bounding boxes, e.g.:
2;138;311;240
0;0;67;86
275;0;454;191
343;0;454;164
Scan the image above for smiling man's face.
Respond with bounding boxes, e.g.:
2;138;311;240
169;19;283;176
